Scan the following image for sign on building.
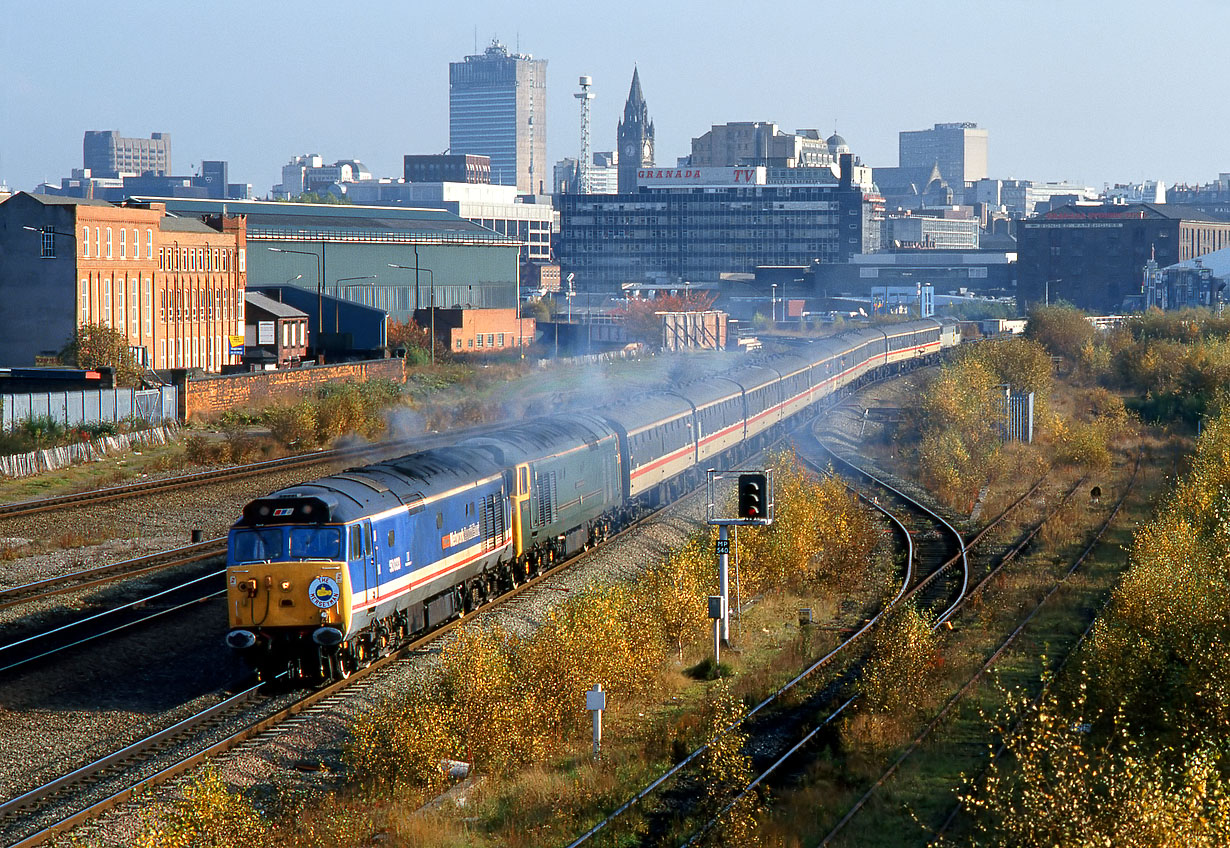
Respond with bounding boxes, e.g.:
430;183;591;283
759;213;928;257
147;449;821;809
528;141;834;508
228;335;245;356
257;321;275;345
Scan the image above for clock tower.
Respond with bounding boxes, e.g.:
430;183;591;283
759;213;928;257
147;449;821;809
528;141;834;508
617;67;654;194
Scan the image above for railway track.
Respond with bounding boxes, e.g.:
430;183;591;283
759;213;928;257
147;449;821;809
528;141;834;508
0;539;224;612
0;420;514;523
0;569;224;674
567;424;975;848
0;433;737;848
679;459;1099;847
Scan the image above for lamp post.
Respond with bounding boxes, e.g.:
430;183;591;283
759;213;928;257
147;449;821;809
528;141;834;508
1045;278;1061;307
771;283;778;325
332;275;376;333
267;246;322;338
388;263;436;364
21;225;76;258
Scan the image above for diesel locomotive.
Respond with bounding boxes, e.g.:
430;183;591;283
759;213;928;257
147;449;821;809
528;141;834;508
225;318;960;680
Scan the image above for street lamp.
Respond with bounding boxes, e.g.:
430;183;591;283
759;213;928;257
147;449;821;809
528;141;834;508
388;263;436;364
333;275;377;333
1044;278;1061;307
267;246;322;338
771;283;778;325
22;225;75;259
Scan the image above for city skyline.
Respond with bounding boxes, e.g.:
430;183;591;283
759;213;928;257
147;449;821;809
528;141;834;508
3;0;1227;195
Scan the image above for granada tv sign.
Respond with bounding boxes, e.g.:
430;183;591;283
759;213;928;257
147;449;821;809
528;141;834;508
637;166;767;187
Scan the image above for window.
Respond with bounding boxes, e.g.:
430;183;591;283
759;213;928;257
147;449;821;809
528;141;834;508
387;529;395;546
120;228;126;260
497;332;504;346
38;228;55;258
130;279;138;335
81;279;89;323
476;334;483;348
160;339;166;368
144;281;152;336
238;248;245;273
349;526;363;560
468;338;474;348
436;512;443;529
282;322;290;348
82;227;90;257
103;280;111;327
94;228;100;257
105;228;113;259
146;229;152;259
456;338;462;349
189;249;195;272
116;277;125;330
487;333;494;346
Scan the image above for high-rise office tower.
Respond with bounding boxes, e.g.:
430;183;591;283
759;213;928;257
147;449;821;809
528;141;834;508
82;130;172;178
616;67;654;194
449;40;547;194
898;122;988;184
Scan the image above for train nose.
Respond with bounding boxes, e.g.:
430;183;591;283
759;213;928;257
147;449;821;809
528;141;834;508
226;629;258;650
312;626;344;647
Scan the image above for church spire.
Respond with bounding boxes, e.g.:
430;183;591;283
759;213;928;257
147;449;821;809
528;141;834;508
617;66;654;193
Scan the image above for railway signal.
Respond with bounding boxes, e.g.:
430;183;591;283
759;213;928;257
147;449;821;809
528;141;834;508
737;473;767;519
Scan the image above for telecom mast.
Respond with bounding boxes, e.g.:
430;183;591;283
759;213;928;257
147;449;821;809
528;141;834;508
575;75;595;194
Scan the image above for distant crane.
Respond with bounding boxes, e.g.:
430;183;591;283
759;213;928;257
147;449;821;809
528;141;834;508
575;75;595;194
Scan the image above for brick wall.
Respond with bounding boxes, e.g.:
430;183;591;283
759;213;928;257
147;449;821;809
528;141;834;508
178;358;405;420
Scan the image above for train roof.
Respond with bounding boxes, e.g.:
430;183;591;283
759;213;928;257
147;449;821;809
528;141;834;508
722;363;782;392
237;445;504;525
670;377;742;408
597;392;693;434
463;414;618;465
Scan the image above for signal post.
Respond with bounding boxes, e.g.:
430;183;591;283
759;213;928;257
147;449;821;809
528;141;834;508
706;469;774;649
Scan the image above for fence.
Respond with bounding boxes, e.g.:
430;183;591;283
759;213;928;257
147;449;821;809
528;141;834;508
0;386;178;430
535;346;648;370
0;423;180;478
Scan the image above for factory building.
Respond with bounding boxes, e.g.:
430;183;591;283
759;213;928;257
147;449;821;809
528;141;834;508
0;192;246;373
1018;202;1230;312
129;198;522;355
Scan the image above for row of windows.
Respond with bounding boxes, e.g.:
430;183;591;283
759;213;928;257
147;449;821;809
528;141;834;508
160;286;244;323
455;332;516;349
159;245;243;274
81;226;155;261
158;335;239;371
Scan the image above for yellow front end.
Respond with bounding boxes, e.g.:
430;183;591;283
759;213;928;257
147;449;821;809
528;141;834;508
227;560;352;636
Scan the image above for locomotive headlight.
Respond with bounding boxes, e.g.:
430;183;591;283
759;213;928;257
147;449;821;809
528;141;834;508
280;581;292;592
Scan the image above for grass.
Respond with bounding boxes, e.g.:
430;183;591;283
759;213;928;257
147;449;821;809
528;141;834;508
0;439;187;504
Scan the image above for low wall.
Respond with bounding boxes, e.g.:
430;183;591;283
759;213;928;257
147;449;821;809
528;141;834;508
179;359;405;421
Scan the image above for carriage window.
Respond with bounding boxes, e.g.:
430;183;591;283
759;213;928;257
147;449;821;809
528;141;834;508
436;512;444;529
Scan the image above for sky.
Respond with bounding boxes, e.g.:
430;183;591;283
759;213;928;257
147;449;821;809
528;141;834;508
3;0;1227;195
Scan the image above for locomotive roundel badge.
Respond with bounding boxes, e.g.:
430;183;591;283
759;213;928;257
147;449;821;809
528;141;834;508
308;576;340;608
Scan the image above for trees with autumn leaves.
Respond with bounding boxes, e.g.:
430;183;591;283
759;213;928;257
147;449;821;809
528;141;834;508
345;448;880;792
614;291;717;349
60;323;142;387
945;396;1230;846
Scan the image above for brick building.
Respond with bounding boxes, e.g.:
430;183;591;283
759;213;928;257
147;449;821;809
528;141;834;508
1018;203;1230;313
0;192;246;372
418;307;534;354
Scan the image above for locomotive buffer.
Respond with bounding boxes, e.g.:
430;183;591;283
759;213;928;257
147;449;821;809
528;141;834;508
706;470;774;652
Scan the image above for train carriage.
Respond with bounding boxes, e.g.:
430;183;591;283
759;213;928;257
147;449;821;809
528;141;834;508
599;393;698;504
465;415;622;566
726;364;787;442
768;352;815;419
672;378;744;466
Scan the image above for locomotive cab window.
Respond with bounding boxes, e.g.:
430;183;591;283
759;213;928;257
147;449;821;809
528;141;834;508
387;529;395;546
349;526;363;560
362;523;372;556
436;512;444;529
